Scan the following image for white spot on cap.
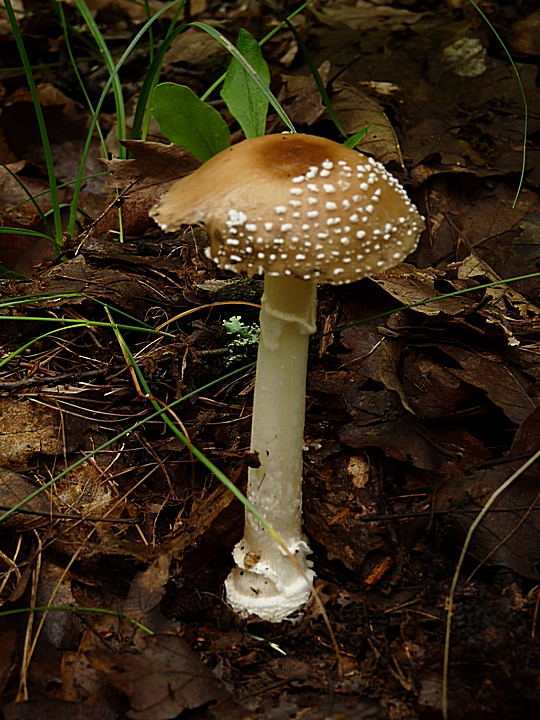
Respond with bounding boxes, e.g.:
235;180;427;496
292;175;305;183
275;206;287;214
295;253;306;261
320;169;331;177
322;160;333;169
308;197;318;205
289;199;302;207
227;209;247;226
264;222;273;231
307;183;319;192
326;201;338;210
290;187;303;195
366;205;374;214
302;224;310;231
342;199;351;210
323;184;336;193
333;268;345;275
226;238;240;246
307;210;319;219
281;223;293;232
356;230;366;239
340;237;350;246
245;223;257;232
393;252;402;259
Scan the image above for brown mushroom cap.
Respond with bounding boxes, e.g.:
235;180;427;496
150;133;424;284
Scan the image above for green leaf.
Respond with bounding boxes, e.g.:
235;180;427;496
221;29;270;139
151;83;230;161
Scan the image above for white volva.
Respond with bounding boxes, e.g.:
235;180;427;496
225;275;317;621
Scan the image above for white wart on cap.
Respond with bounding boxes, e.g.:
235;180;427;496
150;133;424;284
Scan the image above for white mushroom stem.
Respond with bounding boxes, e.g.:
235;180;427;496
225;274;317;621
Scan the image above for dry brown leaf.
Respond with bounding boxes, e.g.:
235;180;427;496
277;61;330;127
310;1;424;32
339;413;446;471
329;82;404;167
374;263;472;316
97;140;201;237
36;561;84;650
440;345;537;425
164;23;228;66
0;468;50;530
0;399;65;468
121;554;172;636
437;458;540;579
87;634;247;720
377;332;415;415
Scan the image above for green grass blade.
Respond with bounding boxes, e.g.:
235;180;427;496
73;0;127;159
55;1;108;159
2;0;63;251
67;0;183;238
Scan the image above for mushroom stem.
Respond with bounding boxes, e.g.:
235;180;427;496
225;274;317;621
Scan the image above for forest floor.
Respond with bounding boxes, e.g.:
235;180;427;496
0;1;539;718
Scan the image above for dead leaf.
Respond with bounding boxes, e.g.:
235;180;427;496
2;698;118;720
0;399;65;468
36;561;84;650
508;9;540;55
339;414;446;471
440;345;537;425
277;61;330;127
437;459;540;579
164;22;228;67
87;634;247;720
328;82;404;167
310;1;424;32
373;263;474;316
121;554;172;636
97;140;201;237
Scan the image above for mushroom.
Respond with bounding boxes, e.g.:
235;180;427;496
150;133;424;622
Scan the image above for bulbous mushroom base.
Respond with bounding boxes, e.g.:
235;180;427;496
225;540;315;623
